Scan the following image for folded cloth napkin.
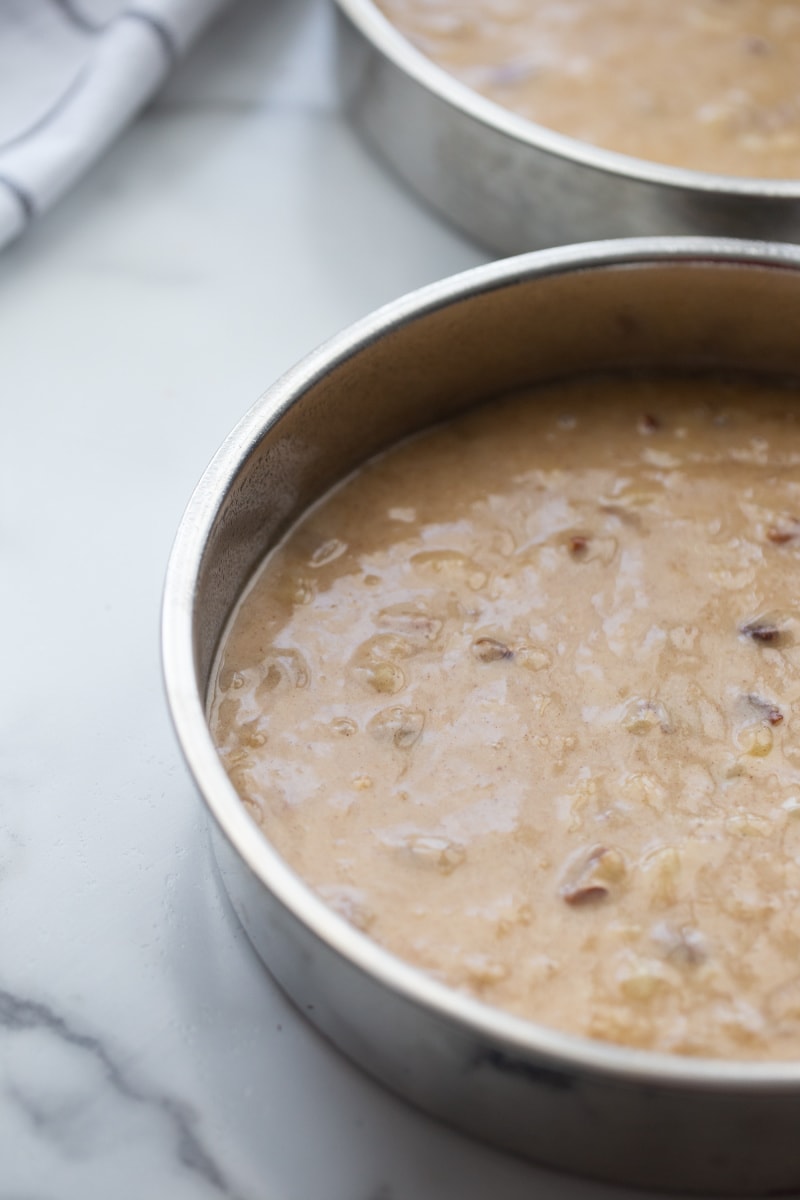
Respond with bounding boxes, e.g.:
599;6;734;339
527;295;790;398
0;0;230;251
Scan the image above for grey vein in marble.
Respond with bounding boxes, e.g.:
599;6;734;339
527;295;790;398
0;989;247;1199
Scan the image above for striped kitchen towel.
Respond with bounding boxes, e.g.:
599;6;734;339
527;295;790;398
0;0;230;252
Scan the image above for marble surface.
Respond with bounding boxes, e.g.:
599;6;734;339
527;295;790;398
0;3;781;1197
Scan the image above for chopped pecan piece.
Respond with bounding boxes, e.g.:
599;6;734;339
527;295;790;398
740;610;793;647
767;527;794;545
561;846;626;906
745;693;783;725
741;621;781;645
472;637;513;663
563;882;609;906
766;517;800;545
367;705;425;749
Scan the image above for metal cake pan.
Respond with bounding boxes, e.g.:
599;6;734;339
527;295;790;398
163;238;800;1195
335;0;800;255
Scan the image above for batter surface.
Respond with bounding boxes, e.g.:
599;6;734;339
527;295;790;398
210;374;800;1059
375;0;800;177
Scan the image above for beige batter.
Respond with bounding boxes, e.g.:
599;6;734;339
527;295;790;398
375;0;800;177
210;373;800;1059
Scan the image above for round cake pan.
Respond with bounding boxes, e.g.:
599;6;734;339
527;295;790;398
335;0;800;255
163;238;800;1195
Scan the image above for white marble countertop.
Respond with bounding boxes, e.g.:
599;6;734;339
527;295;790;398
0;3;774;1197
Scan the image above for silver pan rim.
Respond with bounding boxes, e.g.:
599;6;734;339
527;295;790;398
336;0;800;199
163;236;800;1095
